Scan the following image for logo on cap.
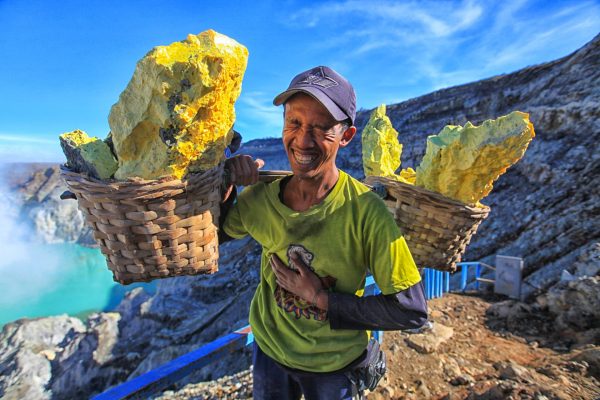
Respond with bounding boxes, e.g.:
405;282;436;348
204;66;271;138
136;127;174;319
298;67;339;89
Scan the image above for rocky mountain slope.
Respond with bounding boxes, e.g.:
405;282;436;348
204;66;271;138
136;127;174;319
0;34;598;399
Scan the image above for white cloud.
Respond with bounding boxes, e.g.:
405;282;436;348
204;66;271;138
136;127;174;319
287;0;483;44
236;92;284;140
0;135;63;162
239;92;282;127
0;134;54;143
283;0;600;101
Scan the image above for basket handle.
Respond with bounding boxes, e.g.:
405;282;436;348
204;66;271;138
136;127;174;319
223;168;292;186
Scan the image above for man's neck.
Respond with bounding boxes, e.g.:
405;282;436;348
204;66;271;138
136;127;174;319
283;168;340;212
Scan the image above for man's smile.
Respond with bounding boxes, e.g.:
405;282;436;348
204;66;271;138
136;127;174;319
292;150;318;166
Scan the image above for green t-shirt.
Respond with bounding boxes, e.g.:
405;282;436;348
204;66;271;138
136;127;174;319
223;170;421;372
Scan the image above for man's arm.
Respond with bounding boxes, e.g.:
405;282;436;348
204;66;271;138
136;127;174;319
218;155;264;243
327;282;428;331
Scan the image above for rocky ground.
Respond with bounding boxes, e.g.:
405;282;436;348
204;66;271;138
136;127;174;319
155;292;600;400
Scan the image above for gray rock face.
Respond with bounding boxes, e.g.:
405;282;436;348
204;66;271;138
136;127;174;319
11;165;95;246
0;316;86;400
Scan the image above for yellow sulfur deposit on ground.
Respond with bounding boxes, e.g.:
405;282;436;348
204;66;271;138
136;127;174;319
108;29;248;180
416;111;535;205
362;104;416;184
59;130;118;180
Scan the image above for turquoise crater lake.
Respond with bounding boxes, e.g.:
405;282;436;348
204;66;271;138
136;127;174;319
0;243;155;329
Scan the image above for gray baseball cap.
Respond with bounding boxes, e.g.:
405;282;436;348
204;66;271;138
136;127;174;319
273;66;356;125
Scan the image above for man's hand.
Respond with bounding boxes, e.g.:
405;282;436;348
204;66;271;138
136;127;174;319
225;155;265;186
222;155;265;202
270;253;328;310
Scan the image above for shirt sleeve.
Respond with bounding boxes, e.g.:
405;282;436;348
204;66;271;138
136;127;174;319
328;193;427;331
221;187;250;240
328;281;428;330
363;194;422;294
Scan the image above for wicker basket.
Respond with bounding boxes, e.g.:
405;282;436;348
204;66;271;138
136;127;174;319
364;176;490;272
60;164;224;284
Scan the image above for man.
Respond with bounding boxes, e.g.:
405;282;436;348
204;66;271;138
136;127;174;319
221;66;427;400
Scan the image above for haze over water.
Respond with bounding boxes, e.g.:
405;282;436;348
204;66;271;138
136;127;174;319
0;173;154;329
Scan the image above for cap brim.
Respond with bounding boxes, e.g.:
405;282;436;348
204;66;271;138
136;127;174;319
273;87;348;122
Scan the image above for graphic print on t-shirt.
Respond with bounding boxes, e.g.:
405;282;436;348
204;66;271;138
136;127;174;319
274;244;337;321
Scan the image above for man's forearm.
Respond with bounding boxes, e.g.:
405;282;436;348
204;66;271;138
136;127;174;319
328;282;428;331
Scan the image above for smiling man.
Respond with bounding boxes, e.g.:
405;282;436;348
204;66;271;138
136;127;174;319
221;66;427;400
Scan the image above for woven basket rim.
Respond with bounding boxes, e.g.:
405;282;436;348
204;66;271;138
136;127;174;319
364;175;490;213
60;163;223;188
59;163;217;185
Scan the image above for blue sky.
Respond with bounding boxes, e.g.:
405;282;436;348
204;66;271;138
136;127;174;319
0;0;598;162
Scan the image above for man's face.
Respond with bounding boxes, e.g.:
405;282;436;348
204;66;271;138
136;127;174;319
282;93;349;180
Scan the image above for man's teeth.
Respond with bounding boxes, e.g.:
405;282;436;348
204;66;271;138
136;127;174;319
295;153;316;165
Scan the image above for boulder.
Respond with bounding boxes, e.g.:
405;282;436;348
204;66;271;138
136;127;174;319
108;29;248;179
545;276;600;331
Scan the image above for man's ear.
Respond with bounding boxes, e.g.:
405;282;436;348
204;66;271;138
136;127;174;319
339;126;357;148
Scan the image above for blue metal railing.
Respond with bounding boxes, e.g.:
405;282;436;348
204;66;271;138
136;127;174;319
94;264;483;399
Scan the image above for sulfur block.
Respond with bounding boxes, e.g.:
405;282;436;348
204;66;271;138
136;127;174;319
416;111;535;205
60;130;118;180
109;29;248;180
398;167;417;185
362;104;403;178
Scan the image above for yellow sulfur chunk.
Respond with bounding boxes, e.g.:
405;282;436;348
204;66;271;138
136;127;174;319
362;104;416;185
362;104;403;179
109;29;248;180
416;111;535;205
59;130;118;180
398;168;417;185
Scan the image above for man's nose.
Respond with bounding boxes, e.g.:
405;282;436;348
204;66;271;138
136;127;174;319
296;126;314;148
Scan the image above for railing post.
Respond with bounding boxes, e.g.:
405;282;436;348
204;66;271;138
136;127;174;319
425;268;431;299
475;263;482;291
461;264;467;291
444;271;450;294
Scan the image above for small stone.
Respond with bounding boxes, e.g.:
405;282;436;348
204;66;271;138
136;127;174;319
60;129;118;179
498;362;532;382
561;360;588;374
382;386;395;398
443;357;462;378
417;383;430;398
405;322;454;354
450;374;474;386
